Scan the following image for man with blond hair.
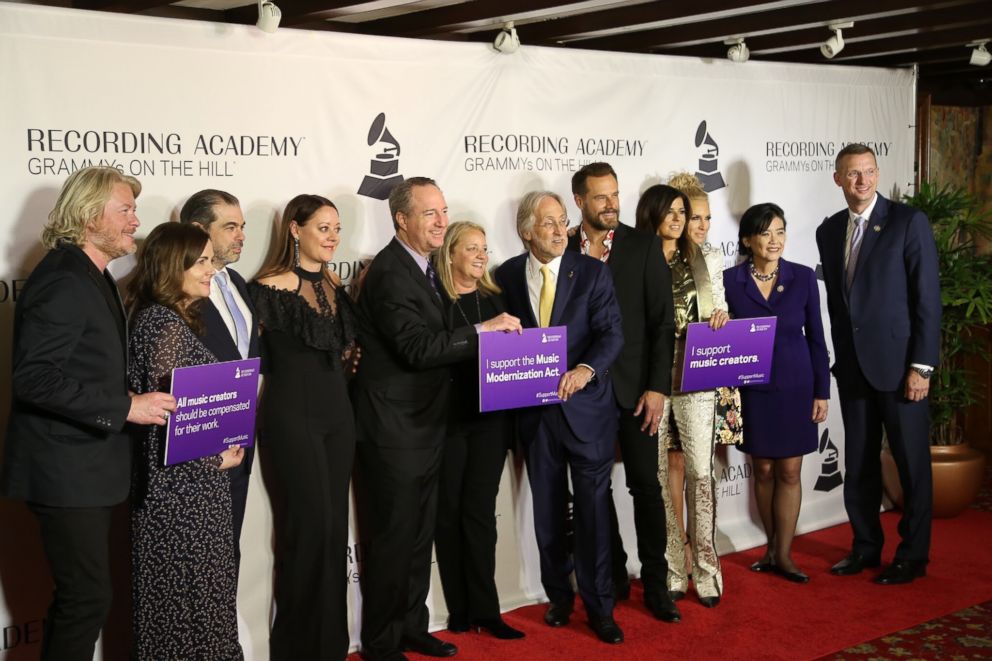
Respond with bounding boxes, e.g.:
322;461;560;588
1;166;175;661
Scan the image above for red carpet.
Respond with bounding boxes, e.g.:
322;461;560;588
351;509;992;660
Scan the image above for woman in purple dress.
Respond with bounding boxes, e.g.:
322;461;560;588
722;203;829;584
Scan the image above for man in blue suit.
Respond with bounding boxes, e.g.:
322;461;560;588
816;143;941;585
495;190;624;643
179;189;260;572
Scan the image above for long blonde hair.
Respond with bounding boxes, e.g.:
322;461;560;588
435;221;501;300
43;166;141;249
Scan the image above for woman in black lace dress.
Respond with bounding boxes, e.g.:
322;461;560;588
127;222;245;660
248;194;357;660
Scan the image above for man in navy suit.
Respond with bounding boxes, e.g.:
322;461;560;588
179;189;260;571
495;191;624;643
816;144;941;585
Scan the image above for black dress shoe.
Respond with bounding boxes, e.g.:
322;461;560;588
401;632;457;657
774;566;810;584
544;601;573;627
473;617;525;640
645;593;681;623
830;552;881;576
750;560;775;573
874;560;926;585
447;613;469;633
698;595;720;608
614;576;631;601
668;590;685;602
588;615;624;644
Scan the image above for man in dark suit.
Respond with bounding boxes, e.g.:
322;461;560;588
495;191;625;644
567;162;679;622
179;189;260;569
1;166;176;661
354;177;520;660
816;143;941;585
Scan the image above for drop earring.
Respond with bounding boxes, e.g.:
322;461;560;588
293;236;300;267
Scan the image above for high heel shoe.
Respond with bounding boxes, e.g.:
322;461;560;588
473;617;525;640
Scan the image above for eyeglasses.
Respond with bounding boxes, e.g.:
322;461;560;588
535;217;570;232
844;168;878;180
463;245;493;256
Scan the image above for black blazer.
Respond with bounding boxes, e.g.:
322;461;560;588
1;244;133;507
199;267;261;363
567;223;675;406
815;194;941;391
352;237;478;449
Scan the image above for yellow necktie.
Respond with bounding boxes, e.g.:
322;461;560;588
539;265;555;328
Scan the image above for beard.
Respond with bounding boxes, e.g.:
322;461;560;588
88;223;134;261
584;208;619;231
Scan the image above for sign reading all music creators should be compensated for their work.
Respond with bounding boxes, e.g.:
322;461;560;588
479;326;568;412
165;358;260;465
681;317;777;392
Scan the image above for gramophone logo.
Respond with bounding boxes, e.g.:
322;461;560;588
357;112;404;200
814;428;843;492
693;120;726;193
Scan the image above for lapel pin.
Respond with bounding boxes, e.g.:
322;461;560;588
873;225;881;232
777;285;784;292
568;271;574;279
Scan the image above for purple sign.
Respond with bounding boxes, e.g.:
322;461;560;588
680;317;777;392
479;326;567;412
164;358;260;466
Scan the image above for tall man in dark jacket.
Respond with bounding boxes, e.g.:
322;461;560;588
179;188;260;568
816;144;941;585
1;166;176;661
353;177;519;660
567;162;679;621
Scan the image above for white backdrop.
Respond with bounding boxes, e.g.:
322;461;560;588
0;3;915;658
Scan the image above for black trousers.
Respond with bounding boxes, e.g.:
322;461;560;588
434;413;509;621
838;368;933;563
267;425;354;661
228;445;253;572
526;405;615;618
29;503;114;661
358;442;443;657
608;407;670;597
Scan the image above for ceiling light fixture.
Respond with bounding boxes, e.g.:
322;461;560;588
821;21;853;59
725;38;749;63
494;21;520;54
969;40;991;66
256;0;281;33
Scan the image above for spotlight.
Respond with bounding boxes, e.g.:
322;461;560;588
725;38;749;63
821;21;853;59
493;21;520;54
969;40;991;66
256;0;281;33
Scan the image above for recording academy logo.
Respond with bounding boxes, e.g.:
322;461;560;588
693;120;726;193
814;428;843;492
357;112;404;200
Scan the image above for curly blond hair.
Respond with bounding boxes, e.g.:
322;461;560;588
42;166;141;249
666;171;707;201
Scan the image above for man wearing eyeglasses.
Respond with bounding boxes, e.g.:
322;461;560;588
495;190;625;644
567;162;679;622
816;143;941;585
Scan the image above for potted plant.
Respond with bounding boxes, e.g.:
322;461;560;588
887;182;992;516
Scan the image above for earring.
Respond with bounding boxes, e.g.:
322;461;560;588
293;236;300;267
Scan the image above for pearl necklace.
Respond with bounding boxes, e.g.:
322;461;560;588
749;260;779;282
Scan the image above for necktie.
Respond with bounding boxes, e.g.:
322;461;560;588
539;265;555;328
215;271;250;359
846;216;867;290
425;261;441;299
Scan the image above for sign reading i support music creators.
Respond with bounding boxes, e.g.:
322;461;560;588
479;327;567;412
165;358;260;465
681;317;777;392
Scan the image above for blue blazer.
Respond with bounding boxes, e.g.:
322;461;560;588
723;259;830;399
815;194;941;391
495;250;623;445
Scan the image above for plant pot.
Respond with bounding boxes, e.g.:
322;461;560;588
931;444;987;518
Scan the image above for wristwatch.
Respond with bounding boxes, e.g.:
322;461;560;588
911;366;933;379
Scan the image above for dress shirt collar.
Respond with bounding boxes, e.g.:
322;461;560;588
527;252;562;279
397;236;430;275
848;193;878;224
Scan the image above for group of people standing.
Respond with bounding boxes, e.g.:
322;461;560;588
1;141;940;661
